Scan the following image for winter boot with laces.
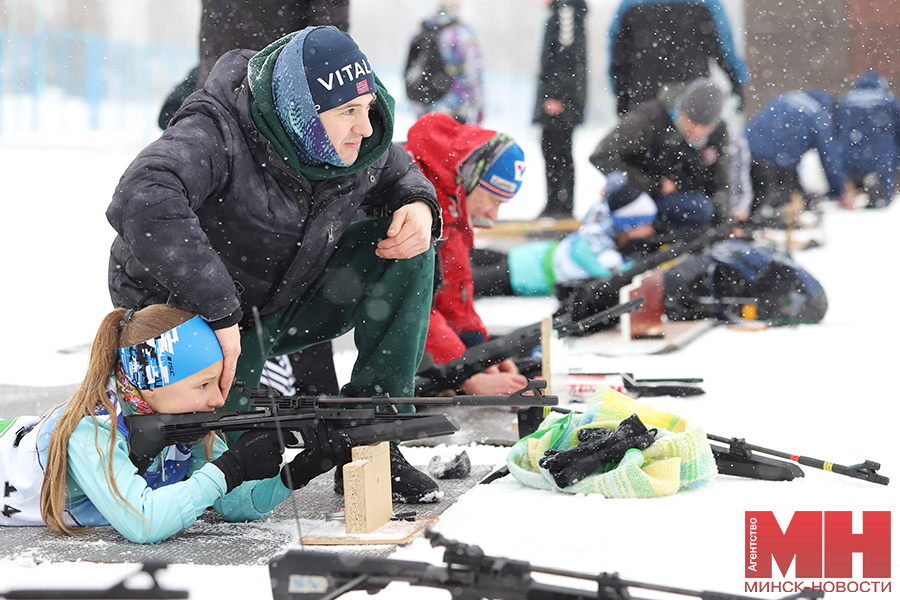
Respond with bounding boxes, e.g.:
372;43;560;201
333;443;442;503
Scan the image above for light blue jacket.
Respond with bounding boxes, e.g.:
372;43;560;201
21;380;291;543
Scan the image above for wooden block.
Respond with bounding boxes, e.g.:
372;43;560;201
301;515;440;546
342;442;392;534
541;316;569;399
474;219;582;237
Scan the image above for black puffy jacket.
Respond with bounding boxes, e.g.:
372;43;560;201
107;50;439;324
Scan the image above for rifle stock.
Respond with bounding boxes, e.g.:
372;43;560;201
125;381;557;474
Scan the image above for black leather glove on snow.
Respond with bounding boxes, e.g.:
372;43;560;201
538;413;657;488
281;421;354;490
213;430;285;493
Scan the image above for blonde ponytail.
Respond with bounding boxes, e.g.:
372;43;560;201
40;305;204;535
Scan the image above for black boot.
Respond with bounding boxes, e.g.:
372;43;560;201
333;444;442;503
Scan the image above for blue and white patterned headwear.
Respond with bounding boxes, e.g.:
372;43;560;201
117;316;224;390
272;27;376;167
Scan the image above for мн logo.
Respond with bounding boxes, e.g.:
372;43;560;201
746;511;890;578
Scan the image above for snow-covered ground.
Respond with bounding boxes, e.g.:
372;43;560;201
0;111;896;598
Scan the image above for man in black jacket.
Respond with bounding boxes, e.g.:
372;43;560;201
198;0;350;86
590;79;734;238
107;27;443;503
533;0;588;220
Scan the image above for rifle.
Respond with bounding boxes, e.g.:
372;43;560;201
415;297;644;397
480;406;889;486
707;434;889;485
125;379;557;474
512;359;706;398
557;222;731;323
268;528;824;600
1;563;186;599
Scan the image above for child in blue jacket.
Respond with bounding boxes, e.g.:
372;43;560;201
838;70;900;208
0;305;351;543
471;180;655;297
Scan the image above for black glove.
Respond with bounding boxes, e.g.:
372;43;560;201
281;421;354;490
212;430;285;493
538;414;657;488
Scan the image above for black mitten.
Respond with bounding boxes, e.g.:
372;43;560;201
538;414;657;488
212;430;284;493
281;421;354;490
590;414;657;466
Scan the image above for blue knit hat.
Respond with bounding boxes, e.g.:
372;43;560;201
272;27;376;167
300;27;376;112
477;142;526;198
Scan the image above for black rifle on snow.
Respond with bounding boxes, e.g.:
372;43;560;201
511;358;706;398
556;222;732;323
707;434;889;485
1;563;186;599
480;406;889;486
268;528;824;600
415;297;644;397
125;379;557;474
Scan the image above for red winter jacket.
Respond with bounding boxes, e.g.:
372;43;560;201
406;113;495;364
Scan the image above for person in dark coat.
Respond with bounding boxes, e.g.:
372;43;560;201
590;78;734;237
607;0;748;116
745;90;852;215
107;27;443;503
198;0;349;86
533;0;588;220
838;70;900;208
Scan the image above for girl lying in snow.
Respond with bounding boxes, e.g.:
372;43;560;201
0;305;351;543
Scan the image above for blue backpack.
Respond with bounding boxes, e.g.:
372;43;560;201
664;240;827;324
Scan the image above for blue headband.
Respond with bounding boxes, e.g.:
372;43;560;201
118;316;224;390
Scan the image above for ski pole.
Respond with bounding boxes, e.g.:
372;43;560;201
706;434;889;486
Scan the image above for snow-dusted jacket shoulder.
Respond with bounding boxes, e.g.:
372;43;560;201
608;0;748;113
107;50;438;323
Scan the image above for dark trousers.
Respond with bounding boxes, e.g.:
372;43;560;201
654;191;715;232
470;248;514;298
750;156;800;214
541;118;575;217
226;217;434;416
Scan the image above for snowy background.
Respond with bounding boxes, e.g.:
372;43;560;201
0;106;897;598
1;0;897;597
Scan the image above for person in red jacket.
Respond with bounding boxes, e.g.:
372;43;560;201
406;112;529;395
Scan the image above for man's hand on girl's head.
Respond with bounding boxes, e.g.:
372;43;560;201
214;324;242;397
